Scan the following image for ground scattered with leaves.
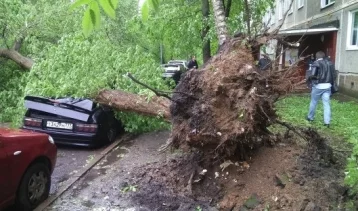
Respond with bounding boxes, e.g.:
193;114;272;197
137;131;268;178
44;128;354;211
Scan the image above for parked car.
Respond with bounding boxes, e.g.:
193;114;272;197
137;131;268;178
21;96;123;148
167;60;189;69
161;64;184;79
161;60;189;84
0;128;57;210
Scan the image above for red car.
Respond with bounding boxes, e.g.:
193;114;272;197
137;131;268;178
0;128;57;210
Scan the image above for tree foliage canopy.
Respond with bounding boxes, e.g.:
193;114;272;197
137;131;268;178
0;0;276;130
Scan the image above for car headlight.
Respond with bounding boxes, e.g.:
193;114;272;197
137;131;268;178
48;135;55;144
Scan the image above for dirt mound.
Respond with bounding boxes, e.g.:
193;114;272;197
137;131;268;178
170;38;299;159
124;131;350;210
121;152;218;211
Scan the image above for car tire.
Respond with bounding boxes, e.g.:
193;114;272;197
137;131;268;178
15;163;51;211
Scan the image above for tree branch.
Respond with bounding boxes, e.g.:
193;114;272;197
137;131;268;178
275;119;308;142
0;48;33;70
126;73;172;101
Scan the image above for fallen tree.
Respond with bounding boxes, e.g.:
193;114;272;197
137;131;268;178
96;89;171;121
96;34;304;160
95;0;303;160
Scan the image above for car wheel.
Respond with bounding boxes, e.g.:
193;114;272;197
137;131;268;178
107;127;117;143
16;163;51;211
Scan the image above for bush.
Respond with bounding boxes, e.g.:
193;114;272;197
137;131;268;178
0;61;28;123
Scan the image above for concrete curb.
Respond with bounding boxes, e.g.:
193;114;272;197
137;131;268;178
34;134;132;211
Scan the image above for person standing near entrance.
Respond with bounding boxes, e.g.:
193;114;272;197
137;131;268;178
306;51;335;127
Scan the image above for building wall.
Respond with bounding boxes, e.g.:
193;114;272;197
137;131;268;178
338;3;358;95
270;0;358;97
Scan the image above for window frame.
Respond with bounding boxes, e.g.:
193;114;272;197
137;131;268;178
347;9;358;50
321;0;335;9
297;0;304;10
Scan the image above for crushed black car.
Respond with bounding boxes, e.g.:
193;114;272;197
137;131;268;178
21;96;123;147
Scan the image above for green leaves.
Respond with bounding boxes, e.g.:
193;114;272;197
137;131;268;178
82;7;93;37
98;0;116;19
70;0;119;36
140;0;160;21
90;1;101;29
69;0;91;11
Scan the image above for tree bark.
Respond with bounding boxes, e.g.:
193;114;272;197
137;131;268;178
201;0;211;63
95;89;171;121
0;48;33;70
244;0;251;38
211;0;228;46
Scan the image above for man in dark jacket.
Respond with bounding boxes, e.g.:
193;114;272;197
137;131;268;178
187;55;198;70
307;51;336;127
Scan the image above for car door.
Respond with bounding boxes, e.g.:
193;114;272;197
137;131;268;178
0;137;11;207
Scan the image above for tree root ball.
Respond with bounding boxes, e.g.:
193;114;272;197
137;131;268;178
169;38;289;159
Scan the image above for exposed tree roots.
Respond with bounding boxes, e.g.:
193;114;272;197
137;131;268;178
169;37;302;159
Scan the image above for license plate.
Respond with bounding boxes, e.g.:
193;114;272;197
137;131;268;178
46;121;73;130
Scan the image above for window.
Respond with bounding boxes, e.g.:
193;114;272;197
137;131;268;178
321;0;335;8
297;0;304;9
347;10;358;49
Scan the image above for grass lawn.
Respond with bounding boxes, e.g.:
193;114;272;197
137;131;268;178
276;93;358;195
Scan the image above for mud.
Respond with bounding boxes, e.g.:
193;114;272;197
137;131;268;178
44;129;352;211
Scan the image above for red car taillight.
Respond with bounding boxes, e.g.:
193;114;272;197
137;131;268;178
24;117;42;127
75;123;98;133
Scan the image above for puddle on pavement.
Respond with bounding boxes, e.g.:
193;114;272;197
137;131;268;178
81;200;95;208
100;141;133;167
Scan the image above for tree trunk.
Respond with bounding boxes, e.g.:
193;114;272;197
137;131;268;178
0;48;33;70
211;0;228;46
224;0;232;18
244;0;251;38
201;0;211;63
95;89;171;121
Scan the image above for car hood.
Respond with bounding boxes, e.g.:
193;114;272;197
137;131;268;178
0;128;46;138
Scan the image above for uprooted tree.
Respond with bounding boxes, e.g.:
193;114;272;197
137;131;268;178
96;38;302;159
96;0;303;159
2;0;302;159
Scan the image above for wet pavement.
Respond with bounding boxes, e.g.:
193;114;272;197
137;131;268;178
43;131;171;211
50;145;107;195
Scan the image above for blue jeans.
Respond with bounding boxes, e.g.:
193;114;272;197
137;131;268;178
307;86;331;124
